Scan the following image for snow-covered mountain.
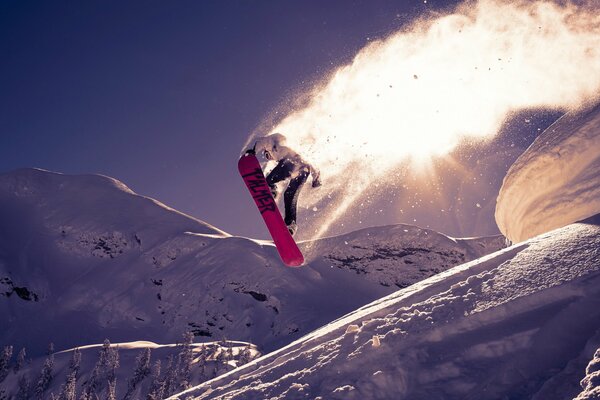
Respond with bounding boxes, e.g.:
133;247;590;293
171;99;600;400
0;168;504;359
174;217;600;400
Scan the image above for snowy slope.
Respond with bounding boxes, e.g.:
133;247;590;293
0;339;259;400
496;99;600;243
0;168;504;358
175;217;600;400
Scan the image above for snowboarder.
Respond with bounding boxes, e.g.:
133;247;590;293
245;133;321;236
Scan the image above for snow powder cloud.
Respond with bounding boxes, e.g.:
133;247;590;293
251;0;600;238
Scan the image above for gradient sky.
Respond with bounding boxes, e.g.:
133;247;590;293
0;0;562;239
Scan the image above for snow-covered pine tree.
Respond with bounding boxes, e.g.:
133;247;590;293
58;349;81;400
56;347;82;400
57;372;76;400
14;348;26;373
214;346;226;374
146;360;164;400
35;345;54;399
161;355;177;398
123;348;151;400
177;332;194;390
0;345;13;383
80;363;99;400
238;346;252;365
77;389;90;400
97;340;111;372
225;346;234;363
106;345;119;397
195;345;209;382
68;348;81;376
80;338;112;398
106;378;116;400
16;373;30;400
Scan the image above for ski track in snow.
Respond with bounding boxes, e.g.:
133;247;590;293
175;221;600;400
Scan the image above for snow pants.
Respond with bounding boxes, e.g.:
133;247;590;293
266;159;309;225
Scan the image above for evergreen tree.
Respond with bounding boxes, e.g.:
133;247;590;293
0;345;13;383
97;340;111;373
195;345;208;382
177;332;194;390
225;346;234;363
59;365;79;400
58;372;77;400
16;373;30;400
81;339;113;398
238;346;253;366
106;379;116;400
124;348;151;399
161;355;177;398
81;364;99;400
106;345;119;400
214;348;226;374
35;348;54;399
55;347;83;400
68;348;82;376
14;348;26;373
146;360;164;400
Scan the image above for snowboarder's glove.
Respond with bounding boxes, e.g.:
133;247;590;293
244;148;256;156
312;177;322;188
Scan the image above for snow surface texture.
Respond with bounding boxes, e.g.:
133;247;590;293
0;169;504;358
176;219;600;400
574;348;600;400
496;99;600;243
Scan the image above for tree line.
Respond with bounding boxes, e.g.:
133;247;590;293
0;333;256;400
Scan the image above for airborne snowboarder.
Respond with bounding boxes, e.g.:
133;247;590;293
245;133;321;236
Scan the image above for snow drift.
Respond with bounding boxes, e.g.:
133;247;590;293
495;100;600;243
0;168;503;358
175;217;600;400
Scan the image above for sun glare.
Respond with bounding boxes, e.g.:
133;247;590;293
251;0;600;238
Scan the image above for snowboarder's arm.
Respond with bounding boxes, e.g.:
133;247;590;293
303;161;321;187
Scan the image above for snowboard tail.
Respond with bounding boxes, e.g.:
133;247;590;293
238;153;304;267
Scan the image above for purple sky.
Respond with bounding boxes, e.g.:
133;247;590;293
0;0;561;239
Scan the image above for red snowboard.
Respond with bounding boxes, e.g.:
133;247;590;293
238;153;304;267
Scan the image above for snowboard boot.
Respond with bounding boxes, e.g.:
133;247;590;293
287;221;298;236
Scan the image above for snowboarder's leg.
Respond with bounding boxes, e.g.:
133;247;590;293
284;168;309;234
266;160;293;199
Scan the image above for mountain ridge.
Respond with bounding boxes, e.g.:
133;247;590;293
0;168;505;357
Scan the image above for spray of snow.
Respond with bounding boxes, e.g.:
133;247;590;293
250;0;600;238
